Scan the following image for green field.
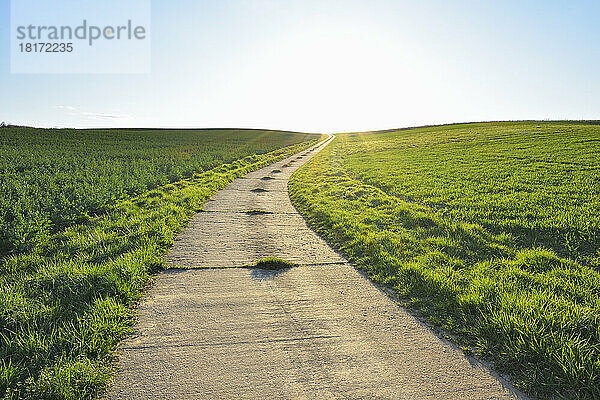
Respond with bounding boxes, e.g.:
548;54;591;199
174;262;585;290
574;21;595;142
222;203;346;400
0;128;314;257
289;121;600;399
0;127;319;399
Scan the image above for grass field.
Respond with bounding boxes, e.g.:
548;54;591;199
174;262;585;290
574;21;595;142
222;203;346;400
289;121;600;399
0;127;319;399
0;127;315;258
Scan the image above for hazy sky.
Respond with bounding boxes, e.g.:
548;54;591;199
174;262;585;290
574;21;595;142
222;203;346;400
0;0;598;132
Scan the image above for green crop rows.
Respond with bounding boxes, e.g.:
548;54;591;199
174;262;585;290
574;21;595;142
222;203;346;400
289;121;600;399
0;127;318;399
0;128;313;257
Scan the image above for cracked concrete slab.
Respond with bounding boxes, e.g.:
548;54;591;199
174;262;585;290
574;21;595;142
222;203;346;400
105;136;527;400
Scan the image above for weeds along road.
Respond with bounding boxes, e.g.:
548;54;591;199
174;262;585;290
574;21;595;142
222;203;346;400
105;135;526;400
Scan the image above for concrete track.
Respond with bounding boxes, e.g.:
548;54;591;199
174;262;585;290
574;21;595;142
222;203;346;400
106;136;526;400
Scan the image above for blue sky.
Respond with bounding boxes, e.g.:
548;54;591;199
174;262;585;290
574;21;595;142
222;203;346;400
0;0;598;132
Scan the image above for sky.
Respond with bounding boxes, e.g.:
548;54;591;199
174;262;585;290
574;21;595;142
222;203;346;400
0;0;598;133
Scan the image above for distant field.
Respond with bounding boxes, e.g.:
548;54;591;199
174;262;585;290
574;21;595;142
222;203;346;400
0;128;319;399
0;127;313;257
289;121;600;399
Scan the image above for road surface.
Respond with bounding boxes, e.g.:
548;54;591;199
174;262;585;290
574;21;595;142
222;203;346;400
105;136;526;400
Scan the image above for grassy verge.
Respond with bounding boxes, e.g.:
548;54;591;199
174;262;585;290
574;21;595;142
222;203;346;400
289;122;600;399
0;138;318;399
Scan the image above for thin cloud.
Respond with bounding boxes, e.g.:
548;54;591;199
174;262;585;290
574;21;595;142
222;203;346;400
55;105;130;120
81;111;130;120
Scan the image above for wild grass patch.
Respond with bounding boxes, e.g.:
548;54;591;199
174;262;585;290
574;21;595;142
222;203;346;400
252;258;298;270
244;209;272;215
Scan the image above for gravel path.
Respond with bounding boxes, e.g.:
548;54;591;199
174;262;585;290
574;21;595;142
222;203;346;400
105;136;527;400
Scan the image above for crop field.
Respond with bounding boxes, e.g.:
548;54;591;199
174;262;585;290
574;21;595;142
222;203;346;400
0;127;315;257
0;127;319;399
289;121;600;399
